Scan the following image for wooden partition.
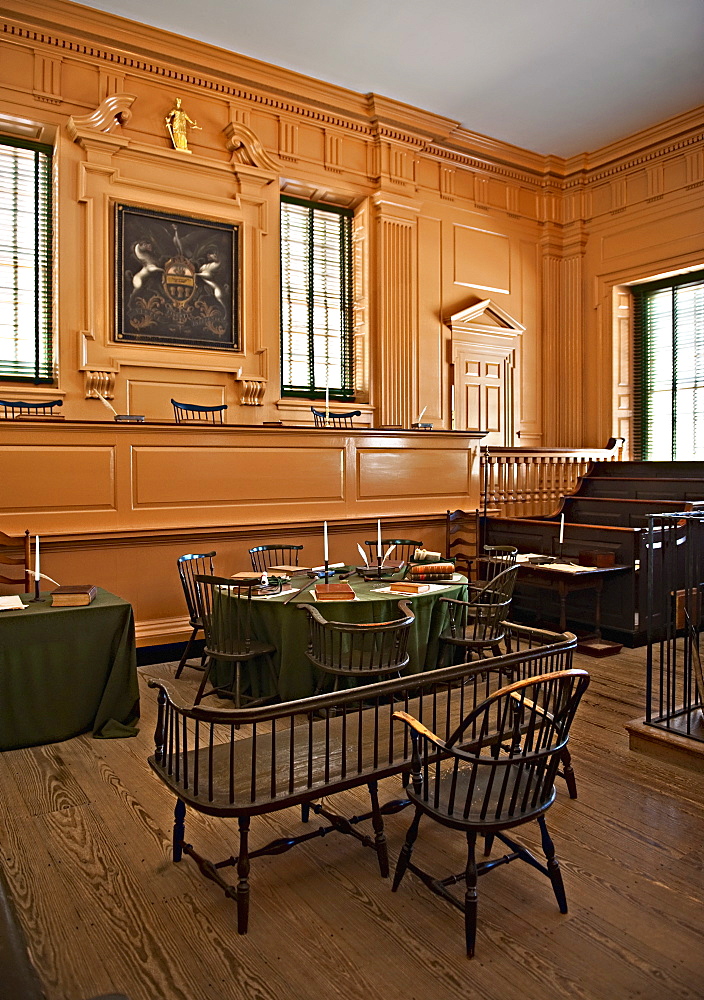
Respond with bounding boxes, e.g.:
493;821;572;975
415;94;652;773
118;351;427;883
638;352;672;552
0;421;483;645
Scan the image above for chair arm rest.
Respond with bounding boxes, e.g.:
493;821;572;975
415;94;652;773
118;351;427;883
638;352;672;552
147;676;200;713
298;603;328;624
392;710;447;748
509;689;555;721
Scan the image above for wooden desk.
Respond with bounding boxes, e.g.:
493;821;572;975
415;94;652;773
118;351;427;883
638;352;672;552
0;588;139;750
516;560;629;639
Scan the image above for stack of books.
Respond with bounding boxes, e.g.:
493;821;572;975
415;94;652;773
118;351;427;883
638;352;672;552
409;562;455;583
51;585;97;607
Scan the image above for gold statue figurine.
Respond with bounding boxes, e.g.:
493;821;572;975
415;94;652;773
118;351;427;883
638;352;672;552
165;97;201;152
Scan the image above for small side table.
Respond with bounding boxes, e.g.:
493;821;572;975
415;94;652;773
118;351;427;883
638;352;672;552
516;561;629;656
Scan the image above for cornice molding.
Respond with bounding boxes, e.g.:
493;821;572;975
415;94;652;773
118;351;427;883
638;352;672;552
2;1;702;205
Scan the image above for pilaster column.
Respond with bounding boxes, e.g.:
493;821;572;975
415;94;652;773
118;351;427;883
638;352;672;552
540;226;588;445
372;194;419;427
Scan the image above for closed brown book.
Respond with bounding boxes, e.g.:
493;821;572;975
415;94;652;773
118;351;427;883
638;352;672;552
314;582;355;601
389;581;431;594
51;585;97;607
267;565;310;574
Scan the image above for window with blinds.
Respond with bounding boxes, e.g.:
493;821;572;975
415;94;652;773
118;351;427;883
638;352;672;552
633;270;704;460
0;137;53;383
280;196;353;399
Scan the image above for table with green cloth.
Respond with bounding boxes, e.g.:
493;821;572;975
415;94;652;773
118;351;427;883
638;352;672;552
216;573;467;702
0;588;140;751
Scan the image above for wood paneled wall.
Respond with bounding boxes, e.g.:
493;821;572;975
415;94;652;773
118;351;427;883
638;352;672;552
0;0;702;641
1;0;700;447
0;420;482;642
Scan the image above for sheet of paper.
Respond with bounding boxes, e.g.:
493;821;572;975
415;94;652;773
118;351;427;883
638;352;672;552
0;595;27;610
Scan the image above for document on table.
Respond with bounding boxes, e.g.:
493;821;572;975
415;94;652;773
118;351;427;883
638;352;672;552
516;554;601;573
0;595;27;610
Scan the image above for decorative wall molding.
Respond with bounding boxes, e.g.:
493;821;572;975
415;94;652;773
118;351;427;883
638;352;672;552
235;372;266;405
67;94;136;138
223;120;279;171
84;370;116;399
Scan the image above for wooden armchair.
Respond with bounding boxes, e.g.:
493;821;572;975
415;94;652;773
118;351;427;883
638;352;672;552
311;406;361;428
363;538;423;566
174;551;215;679
193;574;277;706
392;668;590;957
171;399;227;424
0;399;63;419
249;544;304;573
438;565;520;664
446;508;478;577
301;599;415;694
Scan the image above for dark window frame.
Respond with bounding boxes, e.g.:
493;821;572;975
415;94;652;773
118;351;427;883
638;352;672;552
0;135;54;384
632;268;704;460
280;195;354;401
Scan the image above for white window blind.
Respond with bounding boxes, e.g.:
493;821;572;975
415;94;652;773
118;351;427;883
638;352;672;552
280;197;353;399
0;138;53;382
633;270;704;460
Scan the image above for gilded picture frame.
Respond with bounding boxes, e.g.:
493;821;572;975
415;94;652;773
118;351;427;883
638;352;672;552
115;204;239;350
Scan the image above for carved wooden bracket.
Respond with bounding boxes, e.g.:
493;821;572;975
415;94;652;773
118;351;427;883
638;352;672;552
234;371;266;405
84;371;116;399
67;94;137;140
223;121;279;172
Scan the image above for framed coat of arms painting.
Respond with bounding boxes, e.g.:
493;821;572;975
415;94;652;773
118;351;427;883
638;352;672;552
115;204;239;350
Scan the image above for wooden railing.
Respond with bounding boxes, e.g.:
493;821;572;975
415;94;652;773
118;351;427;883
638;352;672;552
480;439;625;518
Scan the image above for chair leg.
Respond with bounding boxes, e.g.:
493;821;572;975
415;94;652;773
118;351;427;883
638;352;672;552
538;816;568;913
173;798;186;862
234;661;242;709
464;830;478;958
483;833;494;856
193;656;213;705
236;816;251;934
392;807;422;891
174;626;198;678
560;746;578;799
367;780;389;878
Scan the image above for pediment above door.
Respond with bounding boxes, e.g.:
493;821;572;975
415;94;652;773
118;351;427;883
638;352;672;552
448;299;525;343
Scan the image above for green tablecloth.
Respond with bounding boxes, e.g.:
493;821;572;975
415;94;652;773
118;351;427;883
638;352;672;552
216;573;467;701
0;588;139;750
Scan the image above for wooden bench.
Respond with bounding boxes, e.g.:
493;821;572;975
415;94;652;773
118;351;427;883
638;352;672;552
148;622;577;934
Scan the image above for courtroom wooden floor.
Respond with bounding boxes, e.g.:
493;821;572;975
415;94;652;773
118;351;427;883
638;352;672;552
1;645;703;1000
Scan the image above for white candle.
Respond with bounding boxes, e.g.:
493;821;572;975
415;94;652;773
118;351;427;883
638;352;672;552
377;519;382;563
559;514;565;545
325;386;329;420
323;520;329;562
35;534;40;581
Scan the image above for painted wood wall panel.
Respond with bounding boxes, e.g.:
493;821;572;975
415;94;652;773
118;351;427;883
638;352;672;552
357;447;470;499
0;446;115;511
132;446;344;506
